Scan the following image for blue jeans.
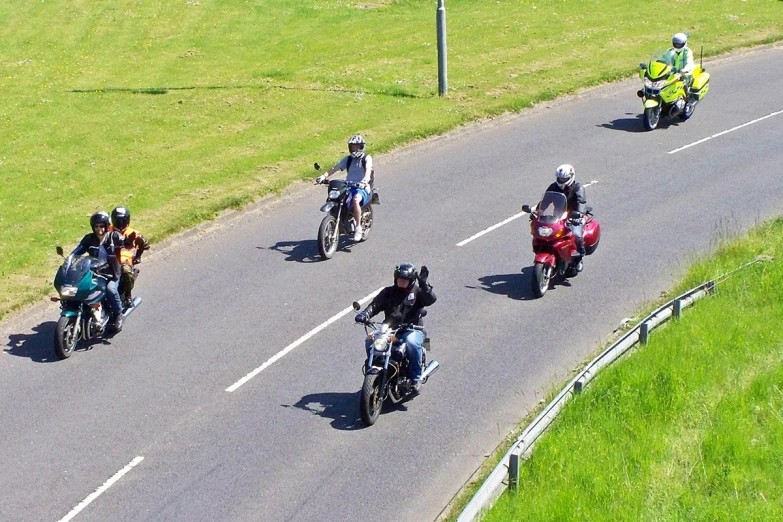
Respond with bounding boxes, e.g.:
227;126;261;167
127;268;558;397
401;330;425;381
105;279;122;318
364;329;425;381
568;222;585;257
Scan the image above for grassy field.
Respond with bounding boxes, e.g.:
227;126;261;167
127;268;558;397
1;0;781;319
471;219;783;521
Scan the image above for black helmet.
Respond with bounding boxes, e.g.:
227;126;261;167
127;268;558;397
111;206;131;230
90;211;110;230
394;263;418;285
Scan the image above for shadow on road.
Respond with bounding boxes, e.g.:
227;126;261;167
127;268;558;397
467;267;539;301
5;321;115;363
598;113;647;133
286;391;367;431
261;238;357;263
4;321;59;363
599;112;683;133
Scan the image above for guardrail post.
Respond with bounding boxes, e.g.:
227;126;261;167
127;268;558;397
673;299;682;319
508;450;520;491
639;322;649;345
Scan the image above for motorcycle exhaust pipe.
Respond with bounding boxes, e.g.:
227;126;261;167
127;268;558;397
421;360;440;382
121;297;142;318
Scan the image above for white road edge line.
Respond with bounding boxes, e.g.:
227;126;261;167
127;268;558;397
668;109;783;154
226;287;384;392
58;456;144;522
456;180;598;247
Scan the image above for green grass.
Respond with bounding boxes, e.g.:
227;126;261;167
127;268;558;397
2;0;781;319
476;218;783;522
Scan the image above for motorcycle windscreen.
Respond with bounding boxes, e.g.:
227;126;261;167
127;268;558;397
55;257;93;288
536;192;568;224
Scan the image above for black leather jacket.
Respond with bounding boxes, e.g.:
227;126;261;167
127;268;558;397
546;181;586;215
362;282;436;328
70;231;122;280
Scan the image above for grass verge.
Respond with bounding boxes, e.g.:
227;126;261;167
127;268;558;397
467;218;783;521
2;0;781;319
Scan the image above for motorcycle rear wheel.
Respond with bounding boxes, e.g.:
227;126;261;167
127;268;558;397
360;373;383;426
532;262;552;298
54;315;79;360
643;106;660;131
318;215;339;260
359;205;374;242
680;100;696;121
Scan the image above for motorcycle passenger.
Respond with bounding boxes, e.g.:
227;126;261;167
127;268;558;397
662;32;695;93
69;211;125;331
541;164;587;271
110;206;150;308
315;134;373;241
355;263;436;393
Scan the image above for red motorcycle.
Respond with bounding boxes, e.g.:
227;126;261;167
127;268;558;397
521;191;600;298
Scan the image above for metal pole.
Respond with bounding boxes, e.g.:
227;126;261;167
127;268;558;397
436;0;448;96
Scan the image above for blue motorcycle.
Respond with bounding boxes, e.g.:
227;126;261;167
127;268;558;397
51;246;141;359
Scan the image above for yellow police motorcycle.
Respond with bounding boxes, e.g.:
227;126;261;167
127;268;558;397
637;49;710;131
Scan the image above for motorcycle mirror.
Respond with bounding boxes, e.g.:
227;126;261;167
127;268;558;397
314;163;321;171
521;204;532;214
352;301;361;311
639;62;646;69
56;246;64;257
569;210;582;220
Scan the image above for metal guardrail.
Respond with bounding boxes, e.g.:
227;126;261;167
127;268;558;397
456;280;716;522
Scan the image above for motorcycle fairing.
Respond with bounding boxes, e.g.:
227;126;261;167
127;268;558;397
534;251;557;267
320;201;335;212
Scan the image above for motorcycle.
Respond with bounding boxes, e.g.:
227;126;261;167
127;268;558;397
314;163;378;260
352;302;439;426
637;48;710;131
51;246;141;359
521;191;600;298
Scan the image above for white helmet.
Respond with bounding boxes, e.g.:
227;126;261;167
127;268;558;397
672;33;688;52
347;134;366;159
555;164;575;189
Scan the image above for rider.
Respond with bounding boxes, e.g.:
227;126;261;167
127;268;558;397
355;263;436;393
543;164;587;271
663;32;695;93
110;206;150;307
68;211;125;331
315;134;373;241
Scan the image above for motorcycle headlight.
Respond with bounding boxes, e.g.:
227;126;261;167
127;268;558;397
328;190;341;200
537;226;553;237
59;286;77;297
644;78;666;90
373;337;389;352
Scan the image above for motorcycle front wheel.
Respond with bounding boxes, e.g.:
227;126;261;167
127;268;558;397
54;315;79;360
532;262;552;298
360;373;383;426
643;106;660;131
317;215;339;260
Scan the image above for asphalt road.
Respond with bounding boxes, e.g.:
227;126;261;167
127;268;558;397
2;44;782;522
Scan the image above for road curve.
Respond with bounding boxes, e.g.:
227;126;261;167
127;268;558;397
2;44;782;522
